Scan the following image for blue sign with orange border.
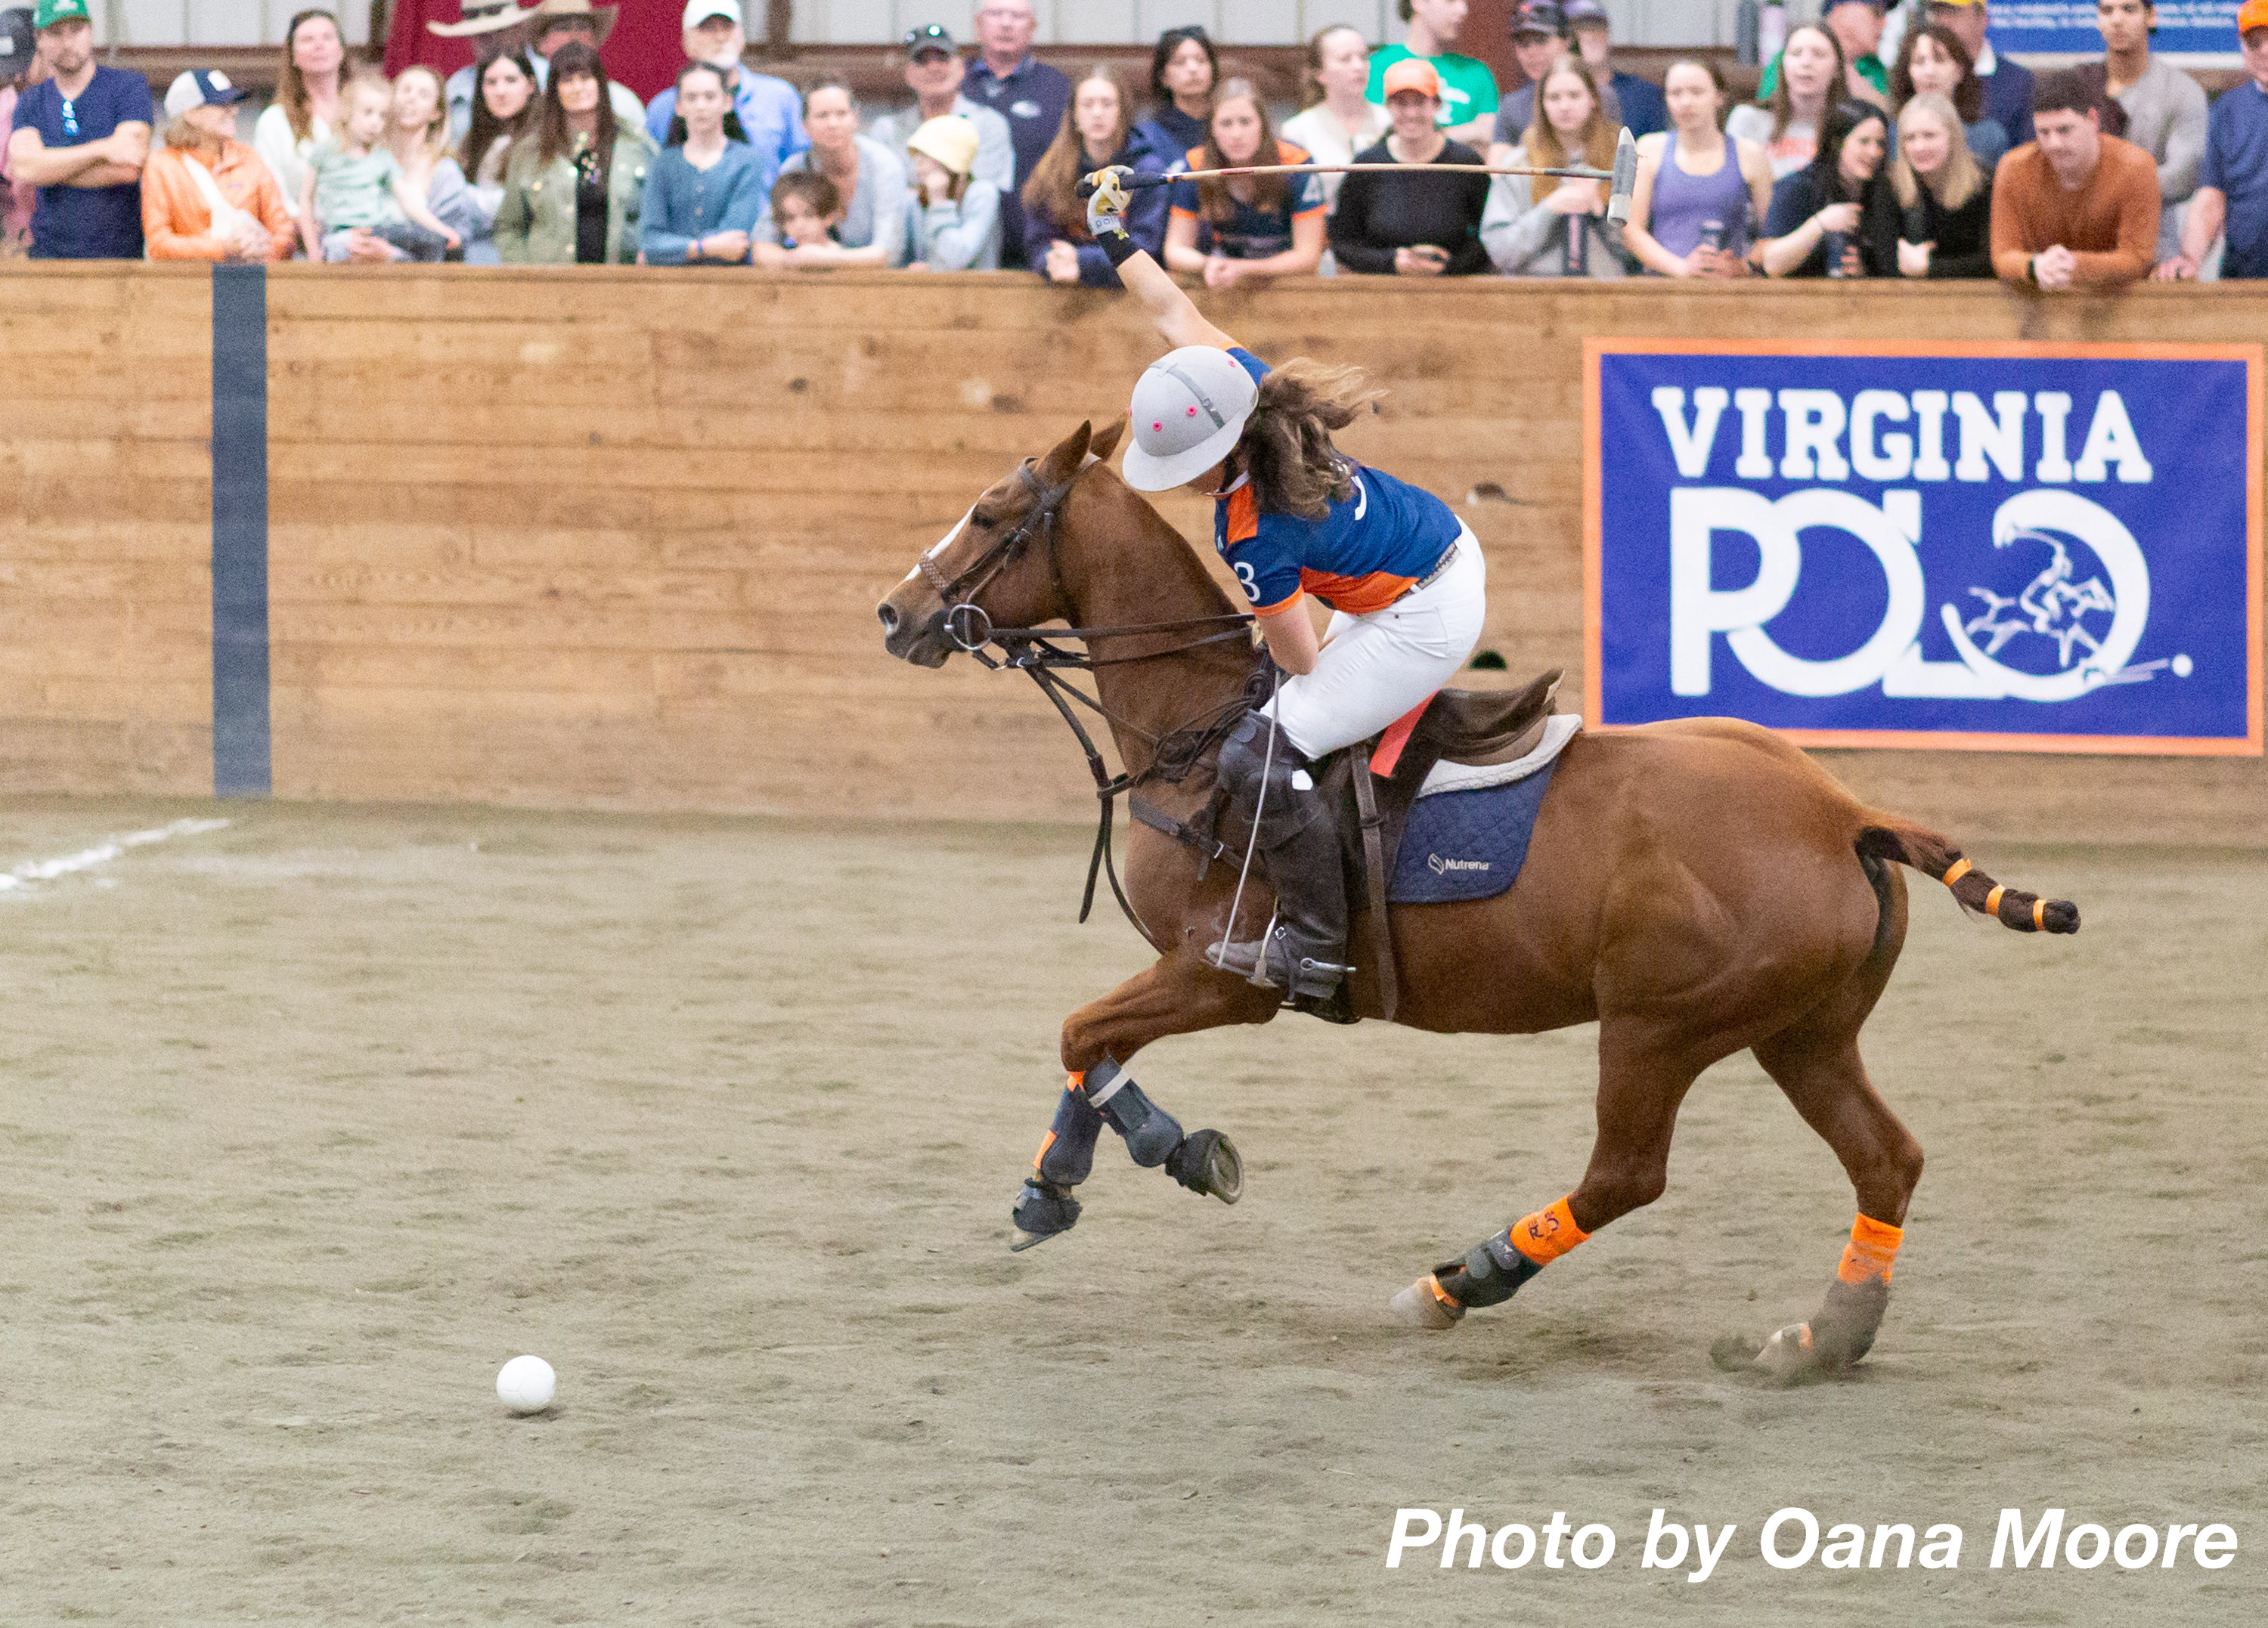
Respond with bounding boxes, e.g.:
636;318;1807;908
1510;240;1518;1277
1584;341;2264;756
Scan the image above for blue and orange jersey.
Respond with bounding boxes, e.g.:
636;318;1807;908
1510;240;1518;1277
1167;141;1325;262
1212;347;1461;617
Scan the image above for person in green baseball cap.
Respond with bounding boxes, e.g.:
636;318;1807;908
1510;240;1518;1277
5;0;153;256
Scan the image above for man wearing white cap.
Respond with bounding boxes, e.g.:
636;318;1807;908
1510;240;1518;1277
1074;166;1491;1008
642;0;805;195
438;0;645;146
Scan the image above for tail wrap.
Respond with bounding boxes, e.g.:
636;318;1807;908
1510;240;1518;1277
1855;824;2079;936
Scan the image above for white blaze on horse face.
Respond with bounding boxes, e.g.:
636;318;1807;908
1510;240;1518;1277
903;506;976;582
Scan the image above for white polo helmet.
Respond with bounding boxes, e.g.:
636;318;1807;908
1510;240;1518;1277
1120;346;1259;491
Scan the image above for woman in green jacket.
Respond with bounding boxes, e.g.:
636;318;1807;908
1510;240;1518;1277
494;41;654;264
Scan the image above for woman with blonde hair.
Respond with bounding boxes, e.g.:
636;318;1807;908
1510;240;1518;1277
1022;63;1167;284
1482;56;1627;277
253;8;346;227
389;64;481;254
1873;91;1993;279
1162;76;1323;286
144;69;292;261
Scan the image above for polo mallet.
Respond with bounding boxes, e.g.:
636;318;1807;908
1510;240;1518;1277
1078;126;1641;224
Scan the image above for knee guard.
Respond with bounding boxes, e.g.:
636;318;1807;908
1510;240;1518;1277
1085;1054;1182;1168
1033;1077;1106;1187
1217;713;1322;850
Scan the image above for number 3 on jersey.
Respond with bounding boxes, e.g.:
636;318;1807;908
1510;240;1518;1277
1233;561;1259;602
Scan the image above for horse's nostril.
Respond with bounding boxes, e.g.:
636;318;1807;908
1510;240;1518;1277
878;602;900;636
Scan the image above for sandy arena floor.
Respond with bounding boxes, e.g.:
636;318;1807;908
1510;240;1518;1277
0;797;2260;1626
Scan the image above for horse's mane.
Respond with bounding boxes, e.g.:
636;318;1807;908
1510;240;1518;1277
1075;457;1242;623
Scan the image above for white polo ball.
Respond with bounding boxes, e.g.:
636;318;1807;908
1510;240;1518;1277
496;1354;556;1413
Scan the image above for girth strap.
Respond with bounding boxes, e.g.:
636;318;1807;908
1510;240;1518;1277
1350;741;1398;1024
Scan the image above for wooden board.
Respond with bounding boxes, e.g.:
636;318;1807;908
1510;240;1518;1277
1;263;2260;843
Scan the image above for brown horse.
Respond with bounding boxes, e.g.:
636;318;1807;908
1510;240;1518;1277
875;416;2077;1382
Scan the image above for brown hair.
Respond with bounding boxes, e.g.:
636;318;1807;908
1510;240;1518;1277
1663;57;1729;130
772;169;841;223
2032;67;2110;120
1891;23;1984;125
1195;78;1284;224
1022;64;1132;236
1761;23;1846;143
534;40;618;168
276;8;345;145
460;49;536;174
1521;56;1617;175
1238;360;1387;522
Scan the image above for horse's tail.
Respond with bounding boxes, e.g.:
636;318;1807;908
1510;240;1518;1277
1854;817;2081;935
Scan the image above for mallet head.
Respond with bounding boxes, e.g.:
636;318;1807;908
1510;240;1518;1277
1606;126;1637;224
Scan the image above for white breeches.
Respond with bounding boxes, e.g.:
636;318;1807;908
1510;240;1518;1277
1262;523;1489;760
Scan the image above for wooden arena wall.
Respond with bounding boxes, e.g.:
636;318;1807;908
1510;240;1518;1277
1;262;2262;846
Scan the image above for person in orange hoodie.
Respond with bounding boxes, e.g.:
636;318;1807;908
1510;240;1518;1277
1989;64;2160;290
141;68;292;261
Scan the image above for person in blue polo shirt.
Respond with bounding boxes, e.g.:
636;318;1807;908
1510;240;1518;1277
960;0;1067;271
643;0;805;197
2158;0;2268;282
5;0;150;258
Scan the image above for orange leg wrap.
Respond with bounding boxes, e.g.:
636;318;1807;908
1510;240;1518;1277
1509;1195;1591;1267
1836;1213;1904;1286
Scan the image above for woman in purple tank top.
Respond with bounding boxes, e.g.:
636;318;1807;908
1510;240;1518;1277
1622;59;1774;277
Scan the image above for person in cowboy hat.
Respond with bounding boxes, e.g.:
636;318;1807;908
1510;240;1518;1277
437;0;643;145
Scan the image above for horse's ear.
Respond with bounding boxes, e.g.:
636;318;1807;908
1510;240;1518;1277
1089;413;1129;465
1036;419;1094;486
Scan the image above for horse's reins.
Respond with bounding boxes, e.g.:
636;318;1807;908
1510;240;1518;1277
923;462;1259;939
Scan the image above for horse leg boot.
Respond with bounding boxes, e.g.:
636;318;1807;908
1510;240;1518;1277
1087;1054;1244;1203
1010;1076;1107;1252
1010;1057;1244;1249
1207;713;1351;1007
1390;1196;1591;1329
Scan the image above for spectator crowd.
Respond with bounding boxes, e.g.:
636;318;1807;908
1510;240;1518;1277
7;0;2268;294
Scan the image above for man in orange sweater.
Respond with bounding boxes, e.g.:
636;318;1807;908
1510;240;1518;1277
1991;66;2161;290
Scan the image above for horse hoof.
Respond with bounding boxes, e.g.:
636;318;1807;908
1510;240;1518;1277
1009;1177;1080;1252
1749;1321;1818;1384
1390;1274;1465;1331
1167;1129;1244;1205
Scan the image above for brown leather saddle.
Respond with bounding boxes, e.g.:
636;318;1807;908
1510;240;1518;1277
1133;667;1564;1026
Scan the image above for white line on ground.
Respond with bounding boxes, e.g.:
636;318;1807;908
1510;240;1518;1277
0;818;232;890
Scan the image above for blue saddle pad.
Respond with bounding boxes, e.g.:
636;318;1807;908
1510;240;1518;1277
1387;763;1556;905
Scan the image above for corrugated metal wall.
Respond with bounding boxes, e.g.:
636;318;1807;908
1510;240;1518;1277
105;0;374;46
788;1;1765;47
100;0;1790;49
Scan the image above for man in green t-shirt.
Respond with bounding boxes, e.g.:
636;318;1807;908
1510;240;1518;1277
1366;0;1498;147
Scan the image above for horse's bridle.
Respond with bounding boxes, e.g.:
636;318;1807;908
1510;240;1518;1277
916;458;1259;941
